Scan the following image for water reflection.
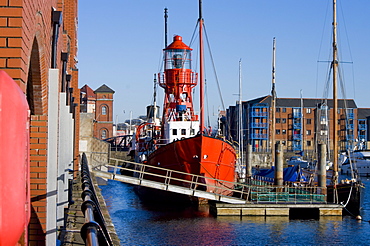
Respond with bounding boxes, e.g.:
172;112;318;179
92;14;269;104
100;179;370;245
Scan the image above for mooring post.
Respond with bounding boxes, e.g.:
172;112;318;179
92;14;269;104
274;143;283;186
318;144;327;194
246;144;252;178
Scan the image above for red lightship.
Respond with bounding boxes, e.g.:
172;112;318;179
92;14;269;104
134;3;237;204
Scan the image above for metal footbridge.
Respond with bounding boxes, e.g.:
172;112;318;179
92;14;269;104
91;158;327;205
92;158;249;204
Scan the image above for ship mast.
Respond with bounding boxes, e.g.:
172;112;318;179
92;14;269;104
332;0;339;185
164;8;168;48
199;0;205;133
271;37;276;165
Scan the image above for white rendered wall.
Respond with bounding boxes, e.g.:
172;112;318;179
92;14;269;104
57;93;74;227
46;69;59;244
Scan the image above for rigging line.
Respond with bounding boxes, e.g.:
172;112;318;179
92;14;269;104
322;65;332;100
316;0;331;98
189;21;199;48
203;24;225;111
338;66;358;180
338;0;356;100
205;78;211;128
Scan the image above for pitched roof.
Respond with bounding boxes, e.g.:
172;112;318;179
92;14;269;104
94;84;115;93
358;108;370;119
80;84;96;99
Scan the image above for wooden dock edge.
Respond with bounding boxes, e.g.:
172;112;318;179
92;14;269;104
209;202;343;217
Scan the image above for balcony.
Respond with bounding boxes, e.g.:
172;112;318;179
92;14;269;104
347;124;354;130
359;134;366;140
347;113;354;118
293;123;301;129
251;111;268;117
251;133;268;139
292;142;302;151
358;124;366;130
250;122;268;128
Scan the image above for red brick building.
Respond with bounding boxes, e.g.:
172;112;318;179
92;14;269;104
0;0;79;245
80;84;115;139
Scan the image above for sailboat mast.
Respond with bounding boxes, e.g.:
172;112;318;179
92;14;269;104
271;37;276;165
301;90;304;155
238;59;244;170
332;0;339;184
199;0;205;133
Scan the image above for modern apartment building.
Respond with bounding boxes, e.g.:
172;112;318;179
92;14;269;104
226;95;370;159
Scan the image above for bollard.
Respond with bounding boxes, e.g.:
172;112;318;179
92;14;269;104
318;144;327;194
246;144;252;178
274;143;283;186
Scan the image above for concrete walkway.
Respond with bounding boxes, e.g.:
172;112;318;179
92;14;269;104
60;173;120;245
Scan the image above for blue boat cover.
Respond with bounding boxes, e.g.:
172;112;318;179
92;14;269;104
255;166;306;182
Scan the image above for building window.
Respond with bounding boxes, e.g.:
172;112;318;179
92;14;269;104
101;129;107;139
306;130;311;135
102;106;107;115
276;118;281;123
306;108;311;114
172;129;177;135
282;141;286;145
276;129;280;134
282;129;286;134
276;108;280;113
282;118;286;124
181;129;186;135
307;140;312;146
282;108;286;113
307;119;312;125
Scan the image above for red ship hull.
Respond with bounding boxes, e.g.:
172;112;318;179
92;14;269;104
135;134;236;203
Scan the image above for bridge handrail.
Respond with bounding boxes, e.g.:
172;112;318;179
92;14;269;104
105;162;246;199
105;158;249;199
100;158;327;204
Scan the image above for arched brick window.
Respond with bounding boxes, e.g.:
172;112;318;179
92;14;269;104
27;38;44;115
101;128;108;139
102;106;107;115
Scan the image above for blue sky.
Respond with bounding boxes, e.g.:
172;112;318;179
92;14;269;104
78;1;370;124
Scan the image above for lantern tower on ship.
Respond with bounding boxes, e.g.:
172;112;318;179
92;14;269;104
159;35;198;122
158;35;199;143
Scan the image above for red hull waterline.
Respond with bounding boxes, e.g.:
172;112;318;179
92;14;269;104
135;134;237;204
